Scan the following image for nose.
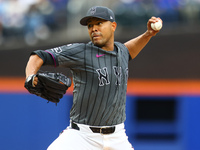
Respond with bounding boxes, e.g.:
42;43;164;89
92;25;98;32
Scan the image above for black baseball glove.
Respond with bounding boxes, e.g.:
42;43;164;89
24;72;71;103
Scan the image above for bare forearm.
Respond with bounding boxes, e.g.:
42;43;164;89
25;55;43;78
125;17;162;59
124;31;153;59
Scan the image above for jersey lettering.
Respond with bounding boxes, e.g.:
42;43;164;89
96;67;110;86
51;47;62;53
113;66;122;85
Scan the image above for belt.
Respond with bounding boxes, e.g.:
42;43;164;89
71;122;115;134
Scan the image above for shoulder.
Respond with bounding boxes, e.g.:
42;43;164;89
61;43;86;50
47;43;86;55
114;41;131;60
114;42;129;53
61;42;97;51
114;42;128;50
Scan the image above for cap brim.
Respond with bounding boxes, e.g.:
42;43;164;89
80;16;93;26
80;16;109;26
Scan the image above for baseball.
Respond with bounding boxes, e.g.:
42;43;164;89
151;20;162;31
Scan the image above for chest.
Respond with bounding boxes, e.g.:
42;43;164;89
81;47;129;86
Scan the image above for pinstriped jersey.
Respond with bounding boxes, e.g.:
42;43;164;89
45;42;131;126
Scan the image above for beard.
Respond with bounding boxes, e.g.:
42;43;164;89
92;38;105;48
93;40;104;48
91;32;112;48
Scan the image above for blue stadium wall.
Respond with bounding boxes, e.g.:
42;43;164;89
1;85;200;150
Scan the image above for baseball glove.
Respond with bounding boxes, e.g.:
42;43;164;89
24;72;71;104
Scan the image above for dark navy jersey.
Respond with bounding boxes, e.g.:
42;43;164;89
34;41;131;126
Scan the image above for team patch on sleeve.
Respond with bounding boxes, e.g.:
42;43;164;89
51;47;62;53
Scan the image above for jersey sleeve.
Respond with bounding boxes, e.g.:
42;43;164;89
45;43;85;68
31;50;58;67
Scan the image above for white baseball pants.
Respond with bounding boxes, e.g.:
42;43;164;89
47;122;134;150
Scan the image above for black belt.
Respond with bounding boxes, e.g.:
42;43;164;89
71;122;115;134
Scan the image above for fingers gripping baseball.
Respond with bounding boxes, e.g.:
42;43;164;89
147;16;163;36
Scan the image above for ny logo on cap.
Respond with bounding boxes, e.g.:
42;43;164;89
90;7;96;15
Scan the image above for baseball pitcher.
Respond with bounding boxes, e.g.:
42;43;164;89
25;6;162;150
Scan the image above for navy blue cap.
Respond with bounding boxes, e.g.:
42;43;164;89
80;6;115;26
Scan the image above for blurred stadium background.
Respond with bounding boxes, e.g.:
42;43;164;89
0;0;200;150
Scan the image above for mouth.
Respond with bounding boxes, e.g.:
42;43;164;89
92;33;101;39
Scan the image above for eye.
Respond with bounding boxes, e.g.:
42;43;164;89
97;22;102;25
88;24;93;29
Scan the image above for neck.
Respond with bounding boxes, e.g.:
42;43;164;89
101;45;114;51
99;40;115;51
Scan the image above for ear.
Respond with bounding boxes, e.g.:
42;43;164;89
111;22;117;32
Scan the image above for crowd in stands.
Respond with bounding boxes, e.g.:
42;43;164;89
0;0;199;46
114;0;200;27
0;0;68;45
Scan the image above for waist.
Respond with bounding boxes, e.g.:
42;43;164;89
70;121;124;135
